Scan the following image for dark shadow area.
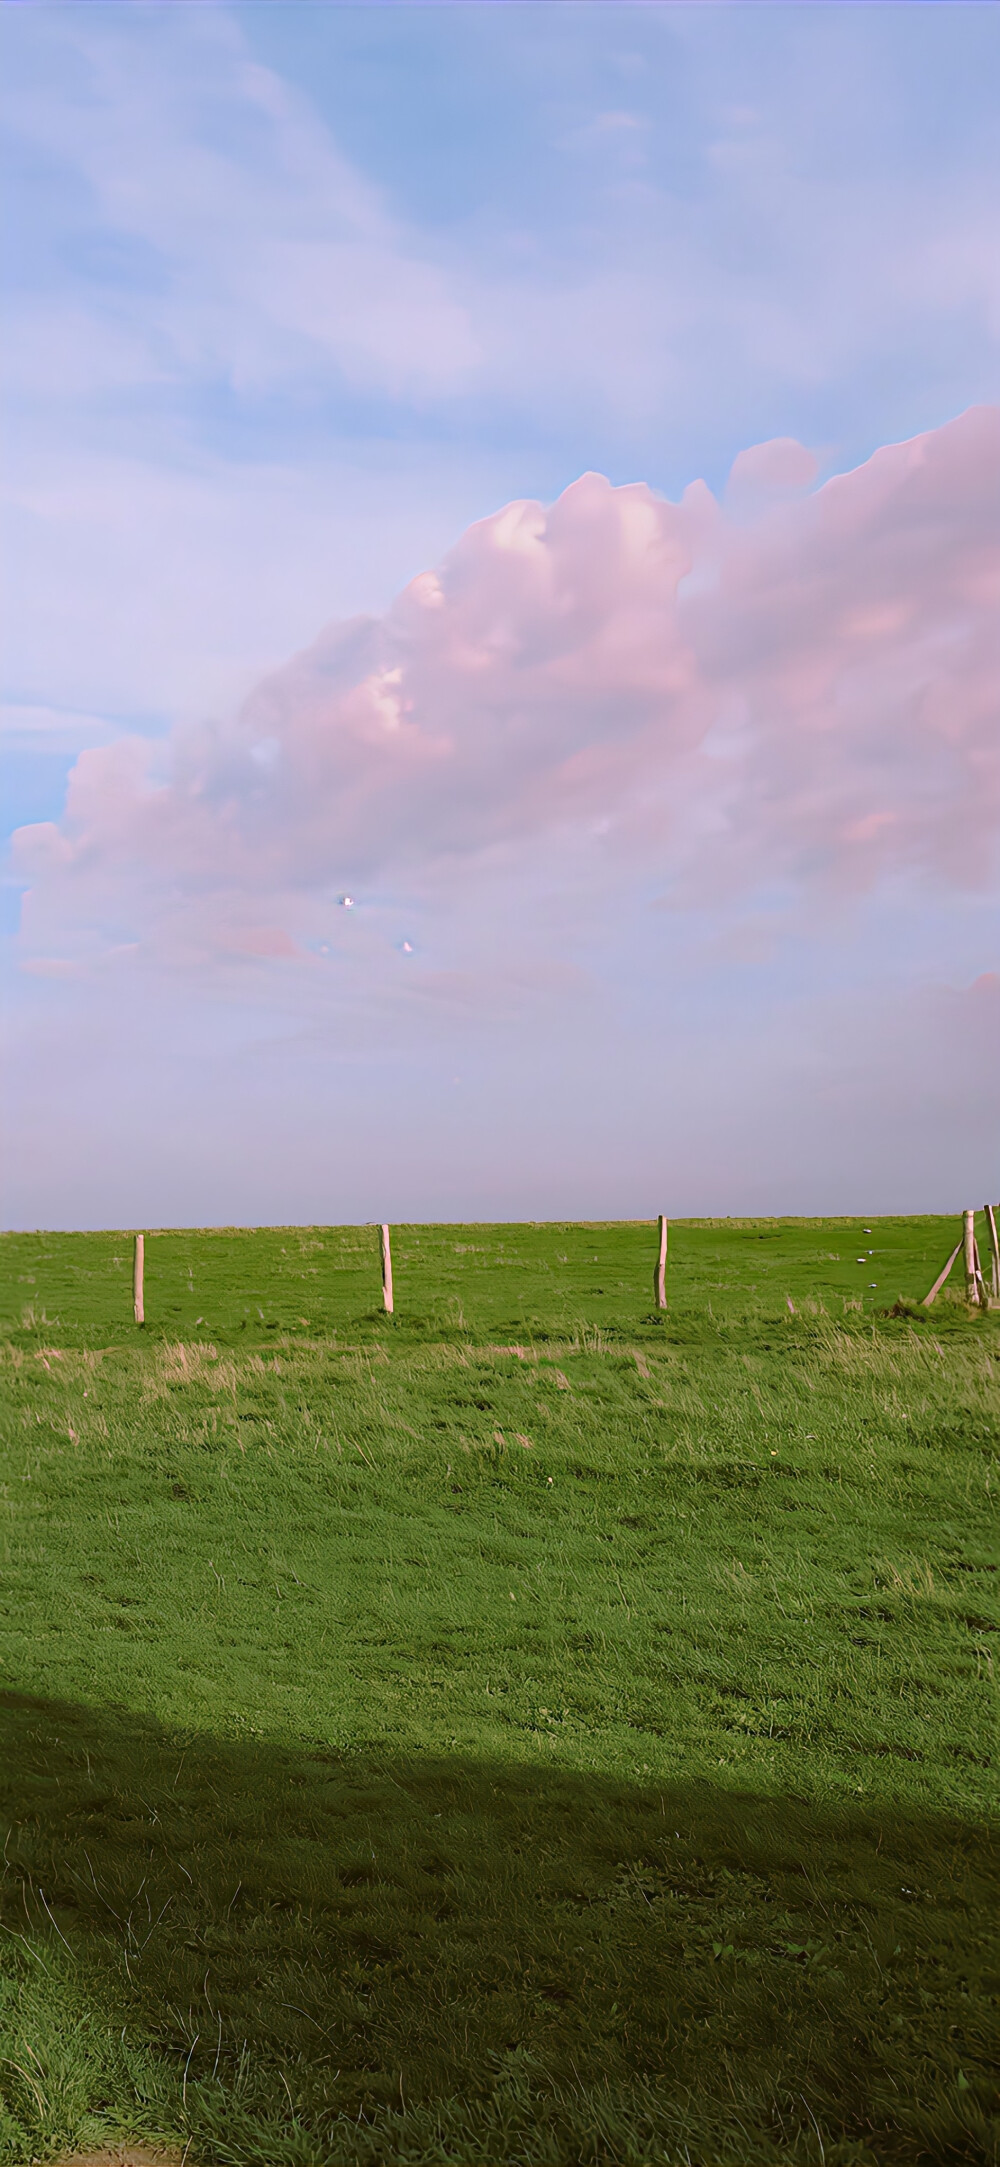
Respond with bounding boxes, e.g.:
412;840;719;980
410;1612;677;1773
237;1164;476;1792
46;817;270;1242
1;1689;997;2165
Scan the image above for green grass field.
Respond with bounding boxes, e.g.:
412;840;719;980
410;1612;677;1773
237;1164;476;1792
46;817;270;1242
0;1218;997;2166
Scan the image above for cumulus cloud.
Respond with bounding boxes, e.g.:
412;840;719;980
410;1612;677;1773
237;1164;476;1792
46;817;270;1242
13;406;1000;975
724;436;819;511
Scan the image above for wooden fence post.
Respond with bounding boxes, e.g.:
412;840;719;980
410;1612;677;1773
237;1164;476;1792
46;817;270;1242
653;1215;668;1309
985;1203;1000;1303
133;1234;145;1327
963;1209;980;1305
379;1224;394;1315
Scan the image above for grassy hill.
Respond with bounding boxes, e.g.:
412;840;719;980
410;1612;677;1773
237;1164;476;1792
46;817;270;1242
0;1219;996;2164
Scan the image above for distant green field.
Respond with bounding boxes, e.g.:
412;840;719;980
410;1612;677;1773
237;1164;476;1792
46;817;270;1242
0;1213;976;1346
0;1220;997;2166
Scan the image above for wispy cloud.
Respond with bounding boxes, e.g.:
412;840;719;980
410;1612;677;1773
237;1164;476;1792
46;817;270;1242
2;9;479;406
5;5;999;447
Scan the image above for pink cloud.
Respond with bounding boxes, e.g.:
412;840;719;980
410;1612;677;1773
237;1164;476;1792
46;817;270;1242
725;435;819;505
12;405;999;965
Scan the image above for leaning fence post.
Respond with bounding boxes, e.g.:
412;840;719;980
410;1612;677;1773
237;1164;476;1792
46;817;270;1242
379;1224;394;1314
653;1215;668;1309
963;1209;980;1305
133;1234;145;1327
921;1237;962;1306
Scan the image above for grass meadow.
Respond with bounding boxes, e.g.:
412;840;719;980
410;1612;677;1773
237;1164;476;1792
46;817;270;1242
0;1218;997;2165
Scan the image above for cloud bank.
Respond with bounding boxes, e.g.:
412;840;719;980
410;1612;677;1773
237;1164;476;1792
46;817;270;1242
15;406;1000;975
6;407;998;1229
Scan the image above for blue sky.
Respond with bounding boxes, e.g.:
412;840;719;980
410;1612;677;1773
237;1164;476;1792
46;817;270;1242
2;3;998;1228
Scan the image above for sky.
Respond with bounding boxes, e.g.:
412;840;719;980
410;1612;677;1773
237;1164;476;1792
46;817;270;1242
1;0;998;1230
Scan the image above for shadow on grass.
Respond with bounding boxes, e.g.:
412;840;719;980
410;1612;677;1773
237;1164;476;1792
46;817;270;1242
0;1689;997;2166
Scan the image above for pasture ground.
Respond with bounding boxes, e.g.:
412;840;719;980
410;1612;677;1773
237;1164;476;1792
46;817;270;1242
0;1218;997;2165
